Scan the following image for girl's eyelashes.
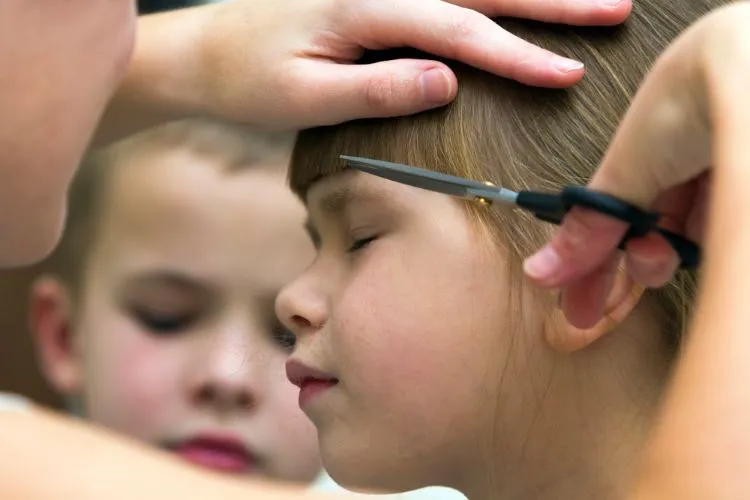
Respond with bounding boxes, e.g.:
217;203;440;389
346;235;378;253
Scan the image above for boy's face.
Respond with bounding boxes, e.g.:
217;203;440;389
31;147;321;482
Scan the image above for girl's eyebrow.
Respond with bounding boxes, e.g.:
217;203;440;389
305;181;395;249
315;182;392;217
304;186;358;251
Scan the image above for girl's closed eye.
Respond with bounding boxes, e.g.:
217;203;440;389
347;234;378;253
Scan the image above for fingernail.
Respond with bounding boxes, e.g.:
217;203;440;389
524;246;561;281
553;58;584;73
599;0;624;6
420;68;453;104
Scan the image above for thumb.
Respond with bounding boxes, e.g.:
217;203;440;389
304;59;458;125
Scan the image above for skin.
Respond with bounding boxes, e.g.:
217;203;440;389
0;0;631;268
0;0;136;267
2;0;634;495
30;147;321;483
11;3;750;500
276;171;668;500
2;8;750;493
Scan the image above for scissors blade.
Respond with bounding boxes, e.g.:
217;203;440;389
340;155;517;204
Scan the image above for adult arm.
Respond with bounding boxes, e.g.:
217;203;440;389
519;3;750;496
0;406;333;500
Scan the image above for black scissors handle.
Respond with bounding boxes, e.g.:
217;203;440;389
515;185;700;270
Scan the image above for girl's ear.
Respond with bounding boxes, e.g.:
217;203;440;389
544;263;645;353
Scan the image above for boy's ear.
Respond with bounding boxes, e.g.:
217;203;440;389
544;263;645;353
29;276;83;395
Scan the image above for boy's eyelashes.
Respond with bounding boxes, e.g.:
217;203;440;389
130;306;198;335
127;302;297;351
270;322;296;351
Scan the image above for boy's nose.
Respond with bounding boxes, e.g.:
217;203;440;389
188;325;264;412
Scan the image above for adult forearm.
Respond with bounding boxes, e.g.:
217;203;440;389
626;25;750;498
92;7;212;147
0;407;322;500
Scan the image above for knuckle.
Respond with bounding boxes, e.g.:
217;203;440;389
506;40;542;79
440;10;484;54
557;209;624;259
364;74;400;114
547;0;579;26
448;11;482;39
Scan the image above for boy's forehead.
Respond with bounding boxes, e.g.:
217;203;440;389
92;173;311;289
98;158;302;250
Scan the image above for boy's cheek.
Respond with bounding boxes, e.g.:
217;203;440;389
83;334;182;439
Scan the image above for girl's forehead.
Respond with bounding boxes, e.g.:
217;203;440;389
305;171;438;220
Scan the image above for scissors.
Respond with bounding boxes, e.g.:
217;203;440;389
340;155;700;270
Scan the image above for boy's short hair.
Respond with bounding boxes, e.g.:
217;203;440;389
48;118;296;297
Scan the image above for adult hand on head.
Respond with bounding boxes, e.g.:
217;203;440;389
104;0;631;142
523;2;750;329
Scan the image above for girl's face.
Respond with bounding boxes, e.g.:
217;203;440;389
277;171;559;494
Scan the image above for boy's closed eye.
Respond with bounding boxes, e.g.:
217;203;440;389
129;305;200;335
270;321;296;351
118;270;212;337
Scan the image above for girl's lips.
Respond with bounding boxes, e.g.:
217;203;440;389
286;359;339;407
298;378;338;407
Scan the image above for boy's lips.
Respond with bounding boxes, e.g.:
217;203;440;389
166;433;257;474
286;359;339;408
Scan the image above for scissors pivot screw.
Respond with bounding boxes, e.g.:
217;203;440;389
475;181;496;206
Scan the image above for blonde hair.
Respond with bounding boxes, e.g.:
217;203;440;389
288;3;723;351
49;118;296;295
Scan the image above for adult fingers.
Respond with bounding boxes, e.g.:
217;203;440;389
449;0;632;26
345;0;587;88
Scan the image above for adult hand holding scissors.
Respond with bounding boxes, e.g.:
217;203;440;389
523;2;749;327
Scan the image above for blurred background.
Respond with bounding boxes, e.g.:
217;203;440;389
0;0;221;409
